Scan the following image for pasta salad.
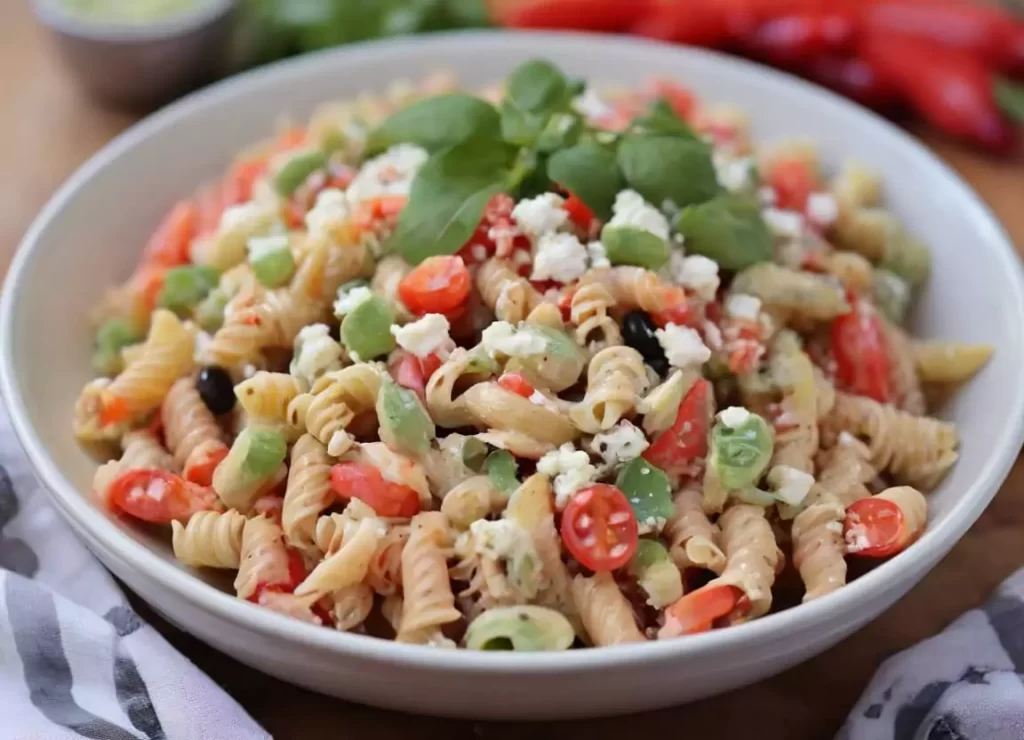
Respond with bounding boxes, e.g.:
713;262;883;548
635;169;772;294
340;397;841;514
74;60;993;651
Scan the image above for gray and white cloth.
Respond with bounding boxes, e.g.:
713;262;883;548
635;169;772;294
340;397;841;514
2;395;1024;740
0;406;269;740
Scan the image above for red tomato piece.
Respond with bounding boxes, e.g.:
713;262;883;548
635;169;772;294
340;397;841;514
222;158;268;207
651;286;696;329
497;373;536;398
844;497;906;558
398;255;472;317
330;462;421;518
659;584;742;638
643;378;713;477
130;264;168;313
560;484;639;572
352;195;408;231
649;78;697;121
830;298;891;403
98;394;130;427
107;469;219;524
142;201;198;268
183;443;229;487
195;182;226;237
563;194;595;231
557;288;575;323
764;157;817;212
418;351;444;382
388;351;427;399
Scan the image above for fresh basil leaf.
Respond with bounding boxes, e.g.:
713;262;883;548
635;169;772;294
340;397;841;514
367;94;500;155
484;450;520;495
600;225;670;270
500;100;545;147
506;59;570;115
633;98;699;139
515;150;555;199
995;77;1024;124
675;193;773;271
391;136;512;264
535;113;582;153
615;458;675;524
546;143;623;219
617;134;720;211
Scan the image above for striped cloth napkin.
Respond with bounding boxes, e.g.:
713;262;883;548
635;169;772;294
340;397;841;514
0;406;269;740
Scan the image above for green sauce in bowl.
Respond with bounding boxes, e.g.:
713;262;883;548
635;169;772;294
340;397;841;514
58;0;204;24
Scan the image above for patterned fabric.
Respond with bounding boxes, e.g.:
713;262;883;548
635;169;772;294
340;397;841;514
0;404;269;739
840;568;1024;740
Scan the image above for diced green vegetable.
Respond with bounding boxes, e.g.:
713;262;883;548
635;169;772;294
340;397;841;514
194;288;230;332
274;149;328;196
546;143;623;220
880;226;930;288
464;606;575;651
92;318;144;376
340;294;396;360
213;425;287;510
376;375;435;457
484;450;519;495
505;325;585;392
617;134;720;210
710;412;773;490
615;458;675;525
461;437;490;472
250;247;295;288
676;193;773;271
242;426;288;479
366;94;501;155
872;268;911;325
629;539;673;576
157;265;220;315
601;225;670;270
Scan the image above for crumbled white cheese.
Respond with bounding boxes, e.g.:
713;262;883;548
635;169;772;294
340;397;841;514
609;190;670;240
511;193;568;237
825;520;844;534
758;186;777;207
470;519;534;562
346;144;428;203
305;188;350;236
718;406;752;429
537;443;598;510
806;192;838;227
674;254;720;301
639;515;667;535
725;293;762;321
481;321;547;358
844;517;871;553
242;364;258;379
655;324;711;369
193;331;213;361
586;240;610;269
572;86;613;120
713;152;754;193
589;421;649;466
290;323;342;390
767;465;815;507
390;313;451;358
333;285;373;317
531;232;589;284
762;208;804;238
220;201;269;234
247;234;290;262
838;431;859;447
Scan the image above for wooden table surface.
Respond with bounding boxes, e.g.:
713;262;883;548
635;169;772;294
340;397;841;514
4;2;1024;738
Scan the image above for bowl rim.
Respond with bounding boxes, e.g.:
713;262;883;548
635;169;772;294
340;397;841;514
32;0;233;42
4;30;1024;673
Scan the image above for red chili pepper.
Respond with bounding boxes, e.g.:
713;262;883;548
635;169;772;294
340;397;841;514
860;32;1017;153
491;0;653;31
807;55;900;109
744;11;858;68
864;0;1024;74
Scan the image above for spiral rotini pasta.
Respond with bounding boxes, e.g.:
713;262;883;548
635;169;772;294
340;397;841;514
234;516;291;601
396;512;461;643
288;363;383;456
791;492;847;601
569;282;621;351
172;509;247;569
711;504;782;620
881;320;926;416
162;376;228;479
666;485;726;574
476;258;542;323
572;573;646;646
570;346;647;433
234;371;303;429
769;331;819;474
283;434;334;556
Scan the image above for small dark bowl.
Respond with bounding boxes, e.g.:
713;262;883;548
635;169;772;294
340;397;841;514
32;0;235;111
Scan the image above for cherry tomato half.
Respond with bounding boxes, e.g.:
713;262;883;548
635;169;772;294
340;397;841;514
142;201;197;268
831;298;891;403
330;462;421;518
398;255;472;317
764;157;817;212
560;484;638;572
844;497;906;558
183;443;229;487
659;584;742;639
497;372;536;398
107;469;220;524
643;378;712;478
389;351;427;399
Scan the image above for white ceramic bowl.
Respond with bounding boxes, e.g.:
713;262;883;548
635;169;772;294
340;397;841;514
3;32;1023;720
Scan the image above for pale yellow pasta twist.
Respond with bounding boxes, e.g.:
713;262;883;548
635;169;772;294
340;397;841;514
828;392;958;490
569;283;622;351
371;254;413;322
731;264;849;322
381;594;404;634
876;485;928;543
791;494;847;602
366;525;410;596
396;512;461;642
283;434;334;556
819;250;874;294
638;370;696;435
459;381;579;446
882;320;926;416
451;534;518;619
331;584;375;632
575;266;677;315
162;376;227;474
476;258;542;323
102;309;196;424
287;363;383;456
291;231;371;304
74;379;130;442
424;348;492;429
234;517;291;601
440;475;505;530
911;341;993;385
120;430;177;473
171;510;247;569
711;504;782;620
817;435;876;507
235;372;303;427
571;573;646;646
570;346;647;433
769;332;819;473
295;517;382;599
666;485;726;574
